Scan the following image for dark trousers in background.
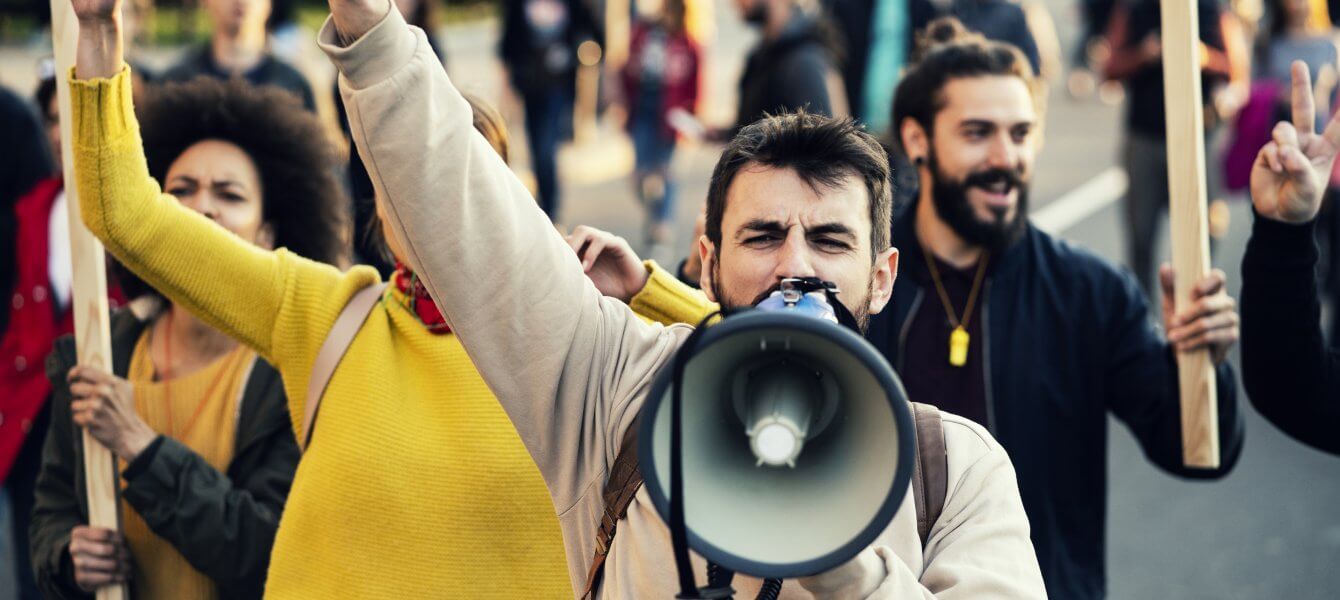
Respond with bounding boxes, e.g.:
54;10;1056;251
1;401;50;600
1122;133;1219;298
522;90;572;221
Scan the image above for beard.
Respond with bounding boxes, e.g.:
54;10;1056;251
711;259;876;334
927;150;1029;253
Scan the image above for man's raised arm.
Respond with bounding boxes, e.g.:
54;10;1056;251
316;2;687;508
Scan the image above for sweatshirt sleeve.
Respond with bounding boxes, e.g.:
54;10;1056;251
1240;212;1340;454
120;413;298;597
68;66;380;419
628;261;718;326
319;8;689;514
801;418;1045;599
865;420;1047;598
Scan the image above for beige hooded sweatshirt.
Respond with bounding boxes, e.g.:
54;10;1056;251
317;7;1047;598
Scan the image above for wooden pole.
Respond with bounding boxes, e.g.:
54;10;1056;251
48;0;129;597
1158;0;1220;468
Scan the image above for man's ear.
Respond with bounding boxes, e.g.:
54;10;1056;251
867;247;898;315
699;237;718;302
899;118;929;166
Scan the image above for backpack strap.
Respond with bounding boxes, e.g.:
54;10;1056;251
910;402;948;547
580;403;949;597
300;282;387;452
581;418;644;599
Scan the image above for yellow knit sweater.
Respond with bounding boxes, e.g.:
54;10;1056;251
71;68;572;598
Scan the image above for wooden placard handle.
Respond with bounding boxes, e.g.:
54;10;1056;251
49;0;129;597
1158;0;1221;468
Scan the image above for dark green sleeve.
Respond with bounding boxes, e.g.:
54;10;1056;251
31;338;94;600
119;377;299;599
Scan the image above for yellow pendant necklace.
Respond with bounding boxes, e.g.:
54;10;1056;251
922;247;990;367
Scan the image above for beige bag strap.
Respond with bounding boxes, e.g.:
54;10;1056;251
300;282;387;452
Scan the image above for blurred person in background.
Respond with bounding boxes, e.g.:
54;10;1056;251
1254;0;1340;339
1104;0;1232;297
734;0;847;131
163;0;317;111
29;75;344;599
617;0;700;258
0;75;57;600
499;0;601;223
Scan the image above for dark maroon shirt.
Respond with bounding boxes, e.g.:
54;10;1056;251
900;248;990;427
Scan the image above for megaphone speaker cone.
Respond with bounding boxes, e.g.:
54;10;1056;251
639;310;916;579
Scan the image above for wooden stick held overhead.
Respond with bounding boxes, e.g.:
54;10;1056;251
48;0;129;596
1157;0;1220;468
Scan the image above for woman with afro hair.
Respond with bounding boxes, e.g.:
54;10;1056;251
29;75;346;599
39;0;614;594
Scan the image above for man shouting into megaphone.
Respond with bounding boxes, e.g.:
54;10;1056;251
315;1;1046;597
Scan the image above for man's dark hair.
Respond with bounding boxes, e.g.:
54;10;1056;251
705;111;892;259
892;18;1040;145
117;77;347;298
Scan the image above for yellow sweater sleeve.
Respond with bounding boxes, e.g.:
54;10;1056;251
628;260;718;326
69;66;378;379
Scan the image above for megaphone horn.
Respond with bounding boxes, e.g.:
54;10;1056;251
638;307;916;581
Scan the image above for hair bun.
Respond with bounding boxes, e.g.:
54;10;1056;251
925;17;967;44
912;17;981;61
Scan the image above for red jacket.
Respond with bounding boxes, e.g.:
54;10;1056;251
620;21;701;138
0;178;123;482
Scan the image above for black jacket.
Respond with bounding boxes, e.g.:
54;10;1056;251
1240;212;1340;455
29;310;299;599
498;0;601;95
868;211;1245;599
735;13;842;132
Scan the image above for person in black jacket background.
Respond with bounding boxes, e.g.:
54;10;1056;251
1240;61;1340;456
499;0;600;222
733;0;847;132
873;19;1244;599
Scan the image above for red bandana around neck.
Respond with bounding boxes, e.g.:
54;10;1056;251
393;263;451;334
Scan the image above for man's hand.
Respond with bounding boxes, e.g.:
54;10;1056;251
328;0;391;44
567;225;648;303
1251;61;1340;224
68;526;132;592
1161;265;1239;365
68;366;157;461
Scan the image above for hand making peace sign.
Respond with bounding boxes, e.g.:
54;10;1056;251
1251;60;1340;225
